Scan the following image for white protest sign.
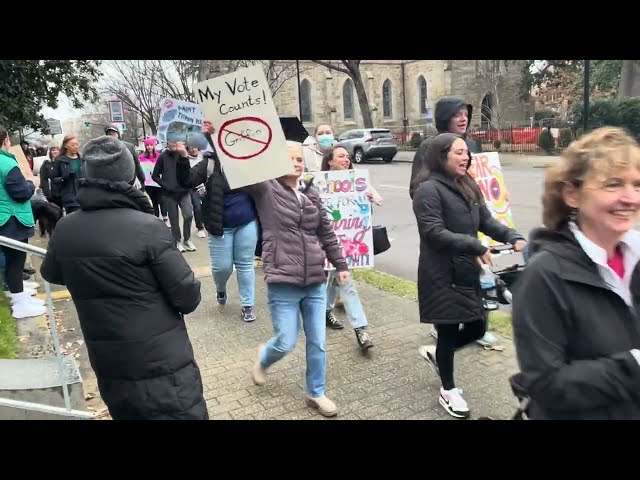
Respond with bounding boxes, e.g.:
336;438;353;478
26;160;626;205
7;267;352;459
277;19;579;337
156;98;208;150
193;65;292;189
309;169;374;270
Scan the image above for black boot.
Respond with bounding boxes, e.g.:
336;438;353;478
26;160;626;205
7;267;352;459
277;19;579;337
326;310;344;329
354;327;373;352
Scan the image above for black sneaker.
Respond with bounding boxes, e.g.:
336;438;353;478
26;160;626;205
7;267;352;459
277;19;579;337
217;291;227;306
326;310;343;329
241;306;256;322
23;267;36;275
354;327;373;351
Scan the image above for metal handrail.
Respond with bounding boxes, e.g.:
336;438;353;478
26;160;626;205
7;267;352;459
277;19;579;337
0;235;96;419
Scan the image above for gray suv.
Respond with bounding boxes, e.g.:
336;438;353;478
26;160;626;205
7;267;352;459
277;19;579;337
336;128;398;164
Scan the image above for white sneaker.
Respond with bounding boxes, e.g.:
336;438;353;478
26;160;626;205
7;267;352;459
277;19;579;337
9;292;45;307
183;240;197;252
439;387;470;419
477;331;500;348
176;242;186;253
5;287;37;297
11;292;47;319
197;229;207;238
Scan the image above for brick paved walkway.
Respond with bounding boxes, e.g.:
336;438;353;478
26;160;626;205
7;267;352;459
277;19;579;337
29;234;521;420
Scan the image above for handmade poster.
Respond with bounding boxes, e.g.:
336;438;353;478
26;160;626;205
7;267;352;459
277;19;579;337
309;169;374;270
193;65;292;189
156;98;208;150
468;152;516;247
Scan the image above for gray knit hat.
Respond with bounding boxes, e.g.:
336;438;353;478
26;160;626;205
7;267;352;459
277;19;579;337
83;135;134;183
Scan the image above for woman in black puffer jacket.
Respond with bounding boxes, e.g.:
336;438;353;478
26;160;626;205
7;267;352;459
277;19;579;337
411;133;525;419
41;135;205;420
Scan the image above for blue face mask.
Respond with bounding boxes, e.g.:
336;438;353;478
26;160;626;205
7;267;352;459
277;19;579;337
317;134;334;149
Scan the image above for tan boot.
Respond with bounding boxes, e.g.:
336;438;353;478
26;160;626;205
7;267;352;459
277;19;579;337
306;395;338;417
252;344;268;386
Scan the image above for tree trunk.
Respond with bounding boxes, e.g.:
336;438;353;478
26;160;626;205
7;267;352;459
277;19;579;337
619;60;634;98
351;69;373;128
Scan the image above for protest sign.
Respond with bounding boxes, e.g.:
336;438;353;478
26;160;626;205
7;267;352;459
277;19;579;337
8;146;34;180
468;152;516;246
310;169;374;270
156;98;208;150
193;65;292;189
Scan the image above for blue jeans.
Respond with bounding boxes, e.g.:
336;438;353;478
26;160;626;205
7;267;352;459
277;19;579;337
326;271;368;329
207;219;258;307
260;282;327;397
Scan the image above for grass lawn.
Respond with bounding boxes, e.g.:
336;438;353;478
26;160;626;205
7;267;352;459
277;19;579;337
353;269;513;338
0;291;17;359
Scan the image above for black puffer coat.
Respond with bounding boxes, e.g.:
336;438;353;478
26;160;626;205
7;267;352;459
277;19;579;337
412;171;523;324
176;151;226;236
40;179;207;420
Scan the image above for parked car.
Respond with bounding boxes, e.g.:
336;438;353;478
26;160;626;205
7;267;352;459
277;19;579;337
336;128;398;164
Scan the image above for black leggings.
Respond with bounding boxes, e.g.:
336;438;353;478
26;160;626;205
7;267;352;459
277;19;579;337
435;320;486;390
146;186;167;219
1;241;27;293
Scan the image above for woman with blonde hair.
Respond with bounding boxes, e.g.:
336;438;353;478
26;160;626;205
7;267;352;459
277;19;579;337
511;127;640;420
50;134;84;214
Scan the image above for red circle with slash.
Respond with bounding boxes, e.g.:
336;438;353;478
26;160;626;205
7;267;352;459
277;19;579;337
217;116;273;160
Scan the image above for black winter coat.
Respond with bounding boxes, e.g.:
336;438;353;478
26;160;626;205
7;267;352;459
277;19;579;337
40;179;207;420
39;159;53;199
50;155;85;211
510;226;640;420
176;151;226;236
409;96;481;199
412;172;523;324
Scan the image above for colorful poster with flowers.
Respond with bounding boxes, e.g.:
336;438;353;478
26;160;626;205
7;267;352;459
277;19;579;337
309;169;374;270
468;152;516;247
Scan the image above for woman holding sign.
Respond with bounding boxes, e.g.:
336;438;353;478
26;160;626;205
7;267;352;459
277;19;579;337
411;133;525;419
175;133;259;323
320;146;382;352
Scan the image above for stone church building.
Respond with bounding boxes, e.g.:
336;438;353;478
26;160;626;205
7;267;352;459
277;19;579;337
273;60;532;136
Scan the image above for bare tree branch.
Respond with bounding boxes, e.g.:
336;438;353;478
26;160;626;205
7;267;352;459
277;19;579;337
311;60;350;75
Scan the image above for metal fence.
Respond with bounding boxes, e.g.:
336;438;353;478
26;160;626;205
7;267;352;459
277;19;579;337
387;121;578;154
0;236;95;419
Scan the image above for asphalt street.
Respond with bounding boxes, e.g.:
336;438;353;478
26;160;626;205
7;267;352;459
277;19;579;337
363;157;545;282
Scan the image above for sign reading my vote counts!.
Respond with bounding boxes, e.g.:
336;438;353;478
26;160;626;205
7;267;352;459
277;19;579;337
193;65;293;189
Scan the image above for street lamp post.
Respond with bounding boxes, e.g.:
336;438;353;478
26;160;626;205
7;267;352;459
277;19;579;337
296;60;303;121
583;60;590;132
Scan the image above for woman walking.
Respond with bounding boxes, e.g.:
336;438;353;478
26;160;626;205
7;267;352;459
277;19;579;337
138;137;167;221
246;139;349;417
411;133;525;418
320;145;382;351
511;127;640;420
50;135;84;214
176;135;259;322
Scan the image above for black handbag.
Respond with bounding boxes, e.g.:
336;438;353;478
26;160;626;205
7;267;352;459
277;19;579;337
372;225;391;255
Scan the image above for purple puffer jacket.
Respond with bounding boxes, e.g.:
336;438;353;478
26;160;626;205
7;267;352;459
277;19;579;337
246;177;347;286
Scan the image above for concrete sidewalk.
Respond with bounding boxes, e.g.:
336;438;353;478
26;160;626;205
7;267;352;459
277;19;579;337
27;234;522;420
